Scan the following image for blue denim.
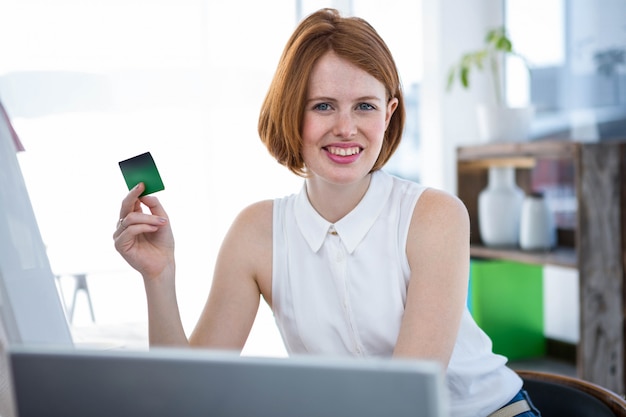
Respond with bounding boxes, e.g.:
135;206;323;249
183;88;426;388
500;389;542;416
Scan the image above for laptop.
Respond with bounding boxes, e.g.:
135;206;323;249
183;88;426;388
9;346;449;417
0;97;74;417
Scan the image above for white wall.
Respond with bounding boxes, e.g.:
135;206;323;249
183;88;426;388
420;0;504;194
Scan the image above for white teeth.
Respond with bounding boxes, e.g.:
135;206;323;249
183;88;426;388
327;146;360;156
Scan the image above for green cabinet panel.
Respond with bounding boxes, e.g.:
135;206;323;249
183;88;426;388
470;259;545;360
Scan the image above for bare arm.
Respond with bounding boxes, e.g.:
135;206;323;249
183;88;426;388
113;182;187;346
114;184;272;349
189;200;273;350
393;188;470;369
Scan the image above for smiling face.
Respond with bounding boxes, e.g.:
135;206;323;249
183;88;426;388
301;51;398;188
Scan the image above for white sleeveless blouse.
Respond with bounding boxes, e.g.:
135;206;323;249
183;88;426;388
272;170;522;417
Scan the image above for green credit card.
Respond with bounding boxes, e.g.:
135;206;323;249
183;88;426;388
118;152;165;196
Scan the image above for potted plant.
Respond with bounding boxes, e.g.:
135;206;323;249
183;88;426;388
447;26;534;143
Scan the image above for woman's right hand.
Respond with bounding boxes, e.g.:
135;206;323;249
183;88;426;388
113;182;174;280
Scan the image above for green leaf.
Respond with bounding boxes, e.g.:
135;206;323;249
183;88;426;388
460;67;469;88
496;37;512;52
485;28;498;43
445;25;528;96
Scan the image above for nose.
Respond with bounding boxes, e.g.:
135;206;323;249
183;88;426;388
333;111;357;139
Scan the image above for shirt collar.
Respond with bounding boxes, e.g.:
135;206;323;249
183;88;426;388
294;170;393;254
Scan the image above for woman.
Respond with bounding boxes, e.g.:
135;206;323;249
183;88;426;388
113;8;540;417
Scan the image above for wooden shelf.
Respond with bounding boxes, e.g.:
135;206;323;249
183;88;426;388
470;245;577;269
457;139;578;161
458;157;537;171
456;139;626;394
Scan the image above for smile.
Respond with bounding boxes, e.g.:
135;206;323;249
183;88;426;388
326;146;361;156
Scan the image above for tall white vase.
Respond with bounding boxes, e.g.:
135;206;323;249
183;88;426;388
478;166;524;247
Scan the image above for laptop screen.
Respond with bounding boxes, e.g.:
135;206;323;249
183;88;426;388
0;102;72;347
9;346;449;417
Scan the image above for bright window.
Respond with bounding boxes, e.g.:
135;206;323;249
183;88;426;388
505;0;626;140
0;0;422;356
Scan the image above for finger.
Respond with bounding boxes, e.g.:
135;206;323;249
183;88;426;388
114;215;130;238
119;182;146;219
113;211;167;239
115;183;143;237
113;216;130;238
113;222;160;250
139;195;169;218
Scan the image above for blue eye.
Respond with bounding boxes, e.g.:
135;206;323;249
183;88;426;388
314;103;331;111
358;103;375;111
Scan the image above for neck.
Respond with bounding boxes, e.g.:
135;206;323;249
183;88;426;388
305;174;372;224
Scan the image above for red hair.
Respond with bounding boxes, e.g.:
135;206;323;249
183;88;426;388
258;8;405;176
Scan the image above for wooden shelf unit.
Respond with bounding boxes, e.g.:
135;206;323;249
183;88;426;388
456;139;626;395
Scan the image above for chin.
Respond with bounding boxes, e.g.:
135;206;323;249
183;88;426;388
315;168;373;187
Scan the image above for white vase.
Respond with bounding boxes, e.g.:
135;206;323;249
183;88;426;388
519;192;556;250
478;166;524;247
476;104;534;143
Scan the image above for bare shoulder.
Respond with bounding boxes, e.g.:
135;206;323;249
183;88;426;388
223;200;273;260
229;200;273;236
413;188;469;225
409;188;470;249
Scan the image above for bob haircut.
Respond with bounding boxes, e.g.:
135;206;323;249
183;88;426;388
258;8;405;177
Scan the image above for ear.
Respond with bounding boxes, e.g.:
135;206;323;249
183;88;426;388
385;97;399;129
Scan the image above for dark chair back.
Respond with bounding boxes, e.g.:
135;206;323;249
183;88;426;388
517;370;626;417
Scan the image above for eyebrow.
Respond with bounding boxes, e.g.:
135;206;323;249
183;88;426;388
306;95;384;103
